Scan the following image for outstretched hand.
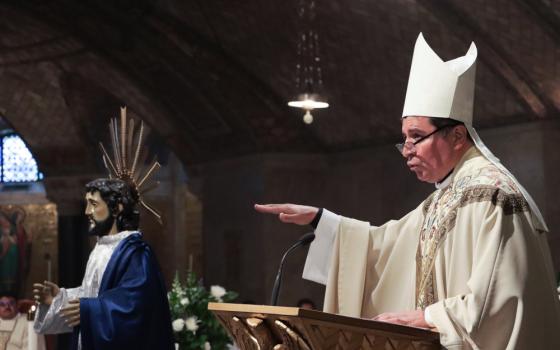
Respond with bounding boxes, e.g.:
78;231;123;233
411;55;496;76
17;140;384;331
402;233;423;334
33;281;60;306
254;204;319;226
372;310;433;329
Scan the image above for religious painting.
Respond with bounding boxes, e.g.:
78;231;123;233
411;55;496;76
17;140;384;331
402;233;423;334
0;204;58;298
0;206;29;295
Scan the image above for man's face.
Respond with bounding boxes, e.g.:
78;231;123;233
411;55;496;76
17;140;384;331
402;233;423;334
85;191;114;236
299;302;315;310
401;116;457;183
0;296;17;320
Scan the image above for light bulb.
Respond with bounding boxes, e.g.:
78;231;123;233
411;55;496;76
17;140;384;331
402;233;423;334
303;110;313;124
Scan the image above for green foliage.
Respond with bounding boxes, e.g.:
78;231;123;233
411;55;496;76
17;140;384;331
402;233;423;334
168;272;238;350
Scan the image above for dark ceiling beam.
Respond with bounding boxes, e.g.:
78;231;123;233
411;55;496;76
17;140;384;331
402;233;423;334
4;1;202;164
8;1;324;165
417;0;556;119
141;13;326;155
516;0;560;47
47;2;259;157
146;16;285;136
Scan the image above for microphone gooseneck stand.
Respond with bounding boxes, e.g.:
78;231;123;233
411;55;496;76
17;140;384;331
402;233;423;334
270;232;315;306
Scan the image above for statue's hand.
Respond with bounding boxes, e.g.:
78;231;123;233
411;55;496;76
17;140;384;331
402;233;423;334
254;203;319;226
33;281;60;306
59;299;80;327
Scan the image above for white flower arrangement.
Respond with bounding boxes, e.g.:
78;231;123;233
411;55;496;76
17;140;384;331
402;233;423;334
169;272;237;350
172;319;186;332
185;316;200;333
210;286;227;302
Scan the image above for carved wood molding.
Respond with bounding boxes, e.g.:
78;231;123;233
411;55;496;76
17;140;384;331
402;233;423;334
210;303;440;350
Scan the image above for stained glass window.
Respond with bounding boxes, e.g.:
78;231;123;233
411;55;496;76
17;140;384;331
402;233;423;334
1;134;42;182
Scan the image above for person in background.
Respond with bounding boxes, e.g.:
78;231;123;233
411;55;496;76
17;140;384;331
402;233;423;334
296;298;316;310
0;293;45;350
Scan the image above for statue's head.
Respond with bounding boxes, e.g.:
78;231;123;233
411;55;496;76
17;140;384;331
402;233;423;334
92;108;162;229
84;178;140;236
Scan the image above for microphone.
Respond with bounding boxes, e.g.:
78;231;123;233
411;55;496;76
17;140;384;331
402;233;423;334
270;232;316;306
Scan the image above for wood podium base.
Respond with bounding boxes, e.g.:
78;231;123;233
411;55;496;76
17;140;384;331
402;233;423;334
209;303;440;350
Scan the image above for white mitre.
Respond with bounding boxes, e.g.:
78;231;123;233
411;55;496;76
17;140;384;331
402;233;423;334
402;33;548;232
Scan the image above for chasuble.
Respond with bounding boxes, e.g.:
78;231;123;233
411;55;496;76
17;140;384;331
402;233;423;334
0;314;29;350
304;147;560;349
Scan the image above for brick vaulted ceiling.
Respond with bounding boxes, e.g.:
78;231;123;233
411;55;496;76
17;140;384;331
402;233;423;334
1;0;559;177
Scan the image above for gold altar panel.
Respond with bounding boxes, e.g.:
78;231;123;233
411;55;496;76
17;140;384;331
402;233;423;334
0;203;58;298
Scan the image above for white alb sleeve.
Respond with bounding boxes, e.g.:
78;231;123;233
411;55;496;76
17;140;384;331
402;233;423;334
424;304;435;327
302;209;341;285
34;287;78;335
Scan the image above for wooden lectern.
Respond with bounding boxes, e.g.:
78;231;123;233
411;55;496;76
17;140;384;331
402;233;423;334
209;303;440;350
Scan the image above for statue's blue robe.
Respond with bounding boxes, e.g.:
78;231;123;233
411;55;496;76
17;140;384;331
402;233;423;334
73;233;174;350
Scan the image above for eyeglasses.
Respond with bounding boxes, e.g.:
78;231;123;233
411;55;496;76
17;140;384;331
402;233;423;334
395;125;453;154
0;300;16;308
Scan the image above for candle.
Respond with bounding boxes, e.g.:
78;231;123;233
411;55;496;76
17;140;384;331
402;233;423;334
28;311;37;350
27;305;45;350
44;253;52;282
47;260;52;282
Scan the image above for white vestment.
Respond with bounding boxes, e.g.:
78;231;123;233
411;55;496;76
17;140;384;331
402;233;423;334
304;147;560;349
0;313;45;350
